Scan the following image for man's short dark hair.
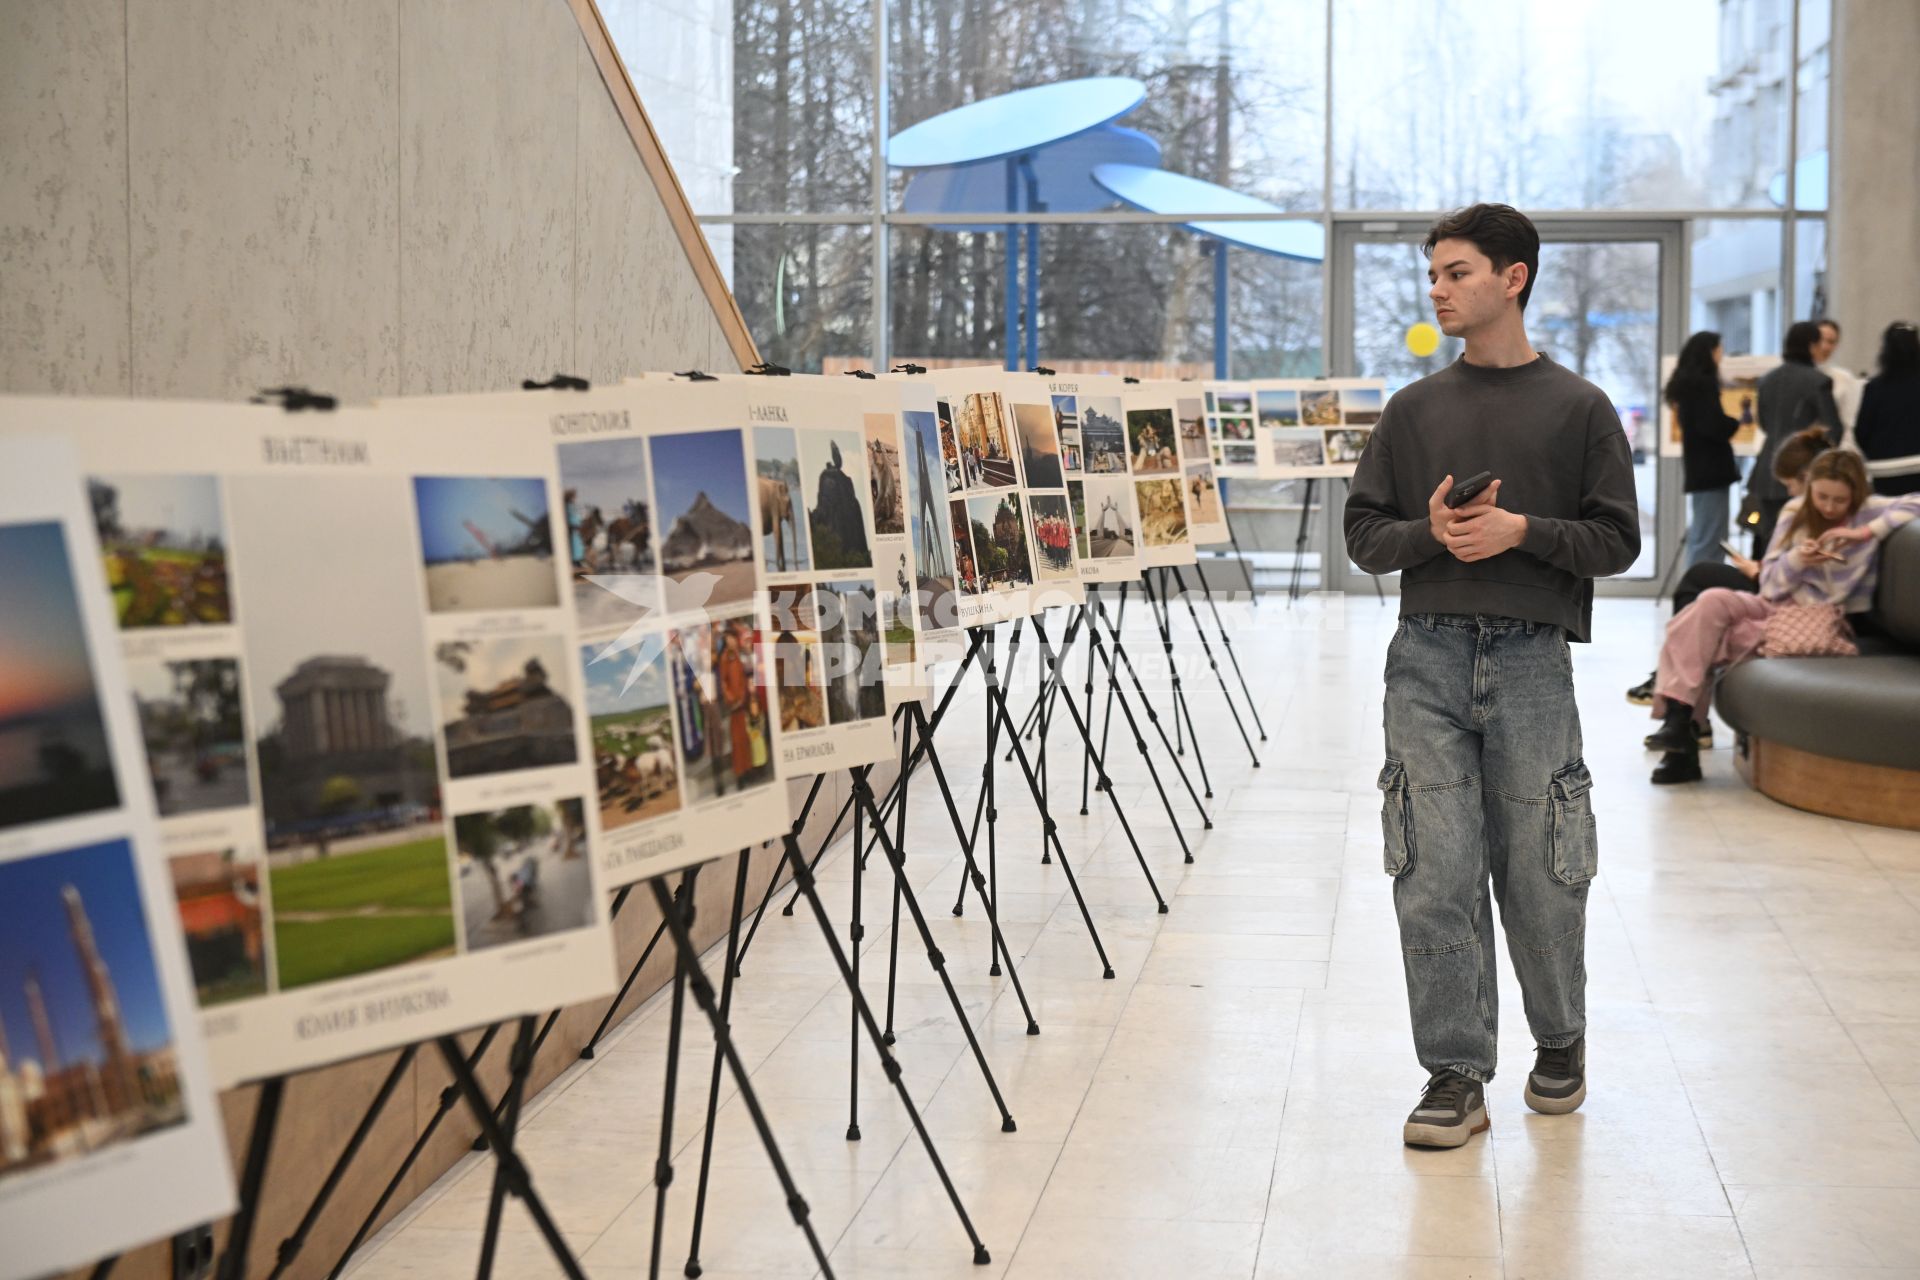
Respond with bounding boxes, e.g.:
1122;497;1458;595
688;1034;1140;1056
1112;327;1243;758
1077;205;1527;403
1423;204;1540;311
1816;317;1841;338
1783;320;1823;364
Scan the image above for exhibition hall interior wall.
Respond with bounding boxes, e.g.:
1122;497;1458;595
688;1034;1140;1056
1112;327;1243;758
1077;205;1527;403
1829;0;1920;354
0;5;889;1278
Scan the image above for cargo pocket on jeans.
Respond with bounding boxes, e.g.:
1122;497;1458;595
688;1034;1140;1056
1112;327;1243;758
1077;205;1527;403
1378;759;1413;877
1548;759;1598;885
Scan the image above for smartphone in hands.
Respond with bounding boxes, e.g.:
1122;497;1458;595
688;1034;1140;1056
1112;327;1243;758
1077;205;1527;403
1444;471;1495;509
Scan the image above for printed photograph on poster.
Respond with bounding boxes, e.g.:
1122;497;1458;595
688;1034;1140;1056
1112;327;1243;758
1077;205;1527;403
1127;406;1179;474
863;414;905;536
1053;395;1084;473
454;797;593;952
0;521;120;832
169;846;270;1006
1217;390;1251;416
88;472;233;629
880;590;915;669
1223;443;1258;468
1272;428;1327;470
816;581;886;726
901;408;956;631
128;656;250;818
1324;428;1371;465
1012;400;1066;488
1302;388;1341;426
227;473;453;992
0;837;188;1185
411;476;560;614
559;437;658;630
1340;386;1384;425
936;399;965;493
954;392;1018;491
1219;416;1255;441
1178;397;1208;460
1186;464;1224;526
651;429;758;611
752;426;811;574
1257;390;1301;429
668;614;774;804
435;634;579;780
770;604;827;734
1073;476;1136;559
798;429;874;570
949;499;980;594
1135;477;1190;548
1026;493;1075;580
966;492;1034;593
581;642;682;833
1204;391;1217;413
1080;397;1128;475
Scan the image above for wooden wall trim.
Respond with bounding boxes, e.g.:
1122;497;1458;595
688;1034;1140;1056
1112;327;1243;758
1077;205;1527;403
1735;735;1920;832
566;0;760;371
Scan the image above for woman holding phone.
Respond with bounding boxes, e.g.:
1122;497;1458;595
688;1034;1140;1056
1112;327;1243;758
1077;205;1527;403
1644;447;1920;783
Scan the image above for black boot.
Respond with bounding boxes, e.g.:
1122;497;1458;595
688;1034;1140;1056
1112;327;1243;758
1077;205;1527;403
1651;747;1702;784
1625;671;1656;705
1643;700;1697;752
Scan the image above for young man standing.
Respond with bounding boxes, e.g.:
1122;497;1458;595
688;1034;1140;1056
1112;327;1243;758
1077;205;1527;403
1343;204;1640;1148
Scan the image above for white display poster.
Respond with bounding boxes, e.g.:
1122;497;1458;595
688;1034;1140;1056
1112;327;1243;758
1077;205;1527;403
1255;378;1388;480
1175;387;1231;546
0;398;619;1087
1204;382;1260;476
924;369;1045;626
838;379;937;708
732;377;897;773
1123;384;1200;568
1658;353;1774;458
891;377;968;663
0;436;235;1280
992;374;1089;610
1046;374;1142;585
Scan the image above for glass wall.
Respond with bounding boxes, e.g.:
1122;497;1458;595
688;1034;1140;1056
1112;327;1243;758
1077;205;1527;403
605;0;1829;380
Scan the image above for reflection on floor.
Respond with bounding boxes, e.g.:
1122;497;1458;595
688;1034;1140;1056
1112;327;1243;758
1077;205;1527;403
350;596;1920;1279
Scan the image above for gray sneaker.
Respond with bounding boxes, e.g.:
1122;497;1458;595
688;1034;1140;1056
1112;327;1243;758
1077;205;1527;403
1403;1070;1489;1148
1524;1038;1587;1114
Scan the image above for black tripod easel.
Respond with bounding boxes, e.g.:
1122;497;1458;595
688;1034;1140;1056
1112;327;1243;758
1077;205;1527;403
1167;559;1267;744
1157;564;1263;764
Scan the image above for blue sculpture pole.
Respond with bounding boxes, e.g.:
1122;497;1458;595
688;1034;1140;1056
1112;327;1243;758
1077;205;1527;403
1003;157;1020;371
1021;158;1044;370
1213;240;1230;379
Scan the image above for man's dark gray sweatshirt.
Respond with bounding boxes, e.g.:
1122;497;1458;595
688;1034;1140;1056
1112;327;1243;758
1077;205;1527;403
1342;354;1640;642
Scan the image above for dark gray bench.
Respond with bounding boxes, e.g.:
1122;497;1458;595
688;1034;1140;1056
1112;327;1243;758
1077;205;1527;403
1717;522;1920;828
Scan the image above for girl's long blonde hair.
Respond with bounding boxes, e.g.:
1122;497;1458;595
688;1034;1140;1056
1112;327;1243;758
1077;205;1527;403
1781;448;1870;546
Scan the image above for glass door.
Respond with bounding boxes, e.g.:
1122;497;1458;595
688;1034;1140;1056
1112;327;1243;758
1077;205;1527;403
1325;218;1685;597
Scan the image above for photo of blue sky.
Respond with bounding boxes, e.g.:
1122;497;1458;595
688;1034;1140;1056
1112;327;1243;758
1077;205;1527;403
582;641;670;717
649;430;751;529
412;476;552;565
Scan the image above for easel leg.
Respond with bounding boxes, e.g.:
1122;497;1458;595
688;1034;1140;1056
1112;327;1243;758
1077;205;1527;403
647;868;699;1280
1141;570;1215;801
848;777;865;1141
684;849;754;1277
214;1076;286;1280
477;1016;538;1280
1169;565;1261;766
1090;590;1210;832
1194;567;1268;741
580;882;685;1060
734;772;828;970
779;836;992;1264
1287;478;1316;606
646;879;835;1279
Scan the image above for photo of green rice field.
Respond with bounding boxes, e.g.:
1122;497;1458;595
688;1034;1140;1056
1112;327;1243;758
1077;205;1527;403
267;834;455;989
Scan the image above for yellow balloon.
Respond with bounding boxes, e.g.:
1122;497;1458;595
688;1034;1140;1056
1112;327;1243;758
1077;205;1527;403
1406;322;1441;358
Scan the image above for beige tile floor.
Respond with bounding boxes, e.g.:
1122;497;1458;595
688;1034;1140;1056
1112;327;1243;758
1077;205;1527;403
348;596;1920;1279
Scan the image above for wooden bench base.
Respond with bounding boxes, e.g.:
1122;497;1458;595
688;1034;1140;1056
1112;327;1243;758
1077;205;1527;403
1735;734;1920;831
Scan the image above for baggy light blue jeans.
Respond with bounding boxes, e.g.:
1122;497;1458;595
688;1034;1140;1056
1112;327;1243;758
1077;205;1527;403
1685;486;1731;568
1378;614;1596;1083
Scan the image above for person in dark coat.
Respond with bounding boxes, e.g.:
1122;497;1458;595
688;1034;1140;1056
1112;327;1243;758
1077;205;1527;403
1667;330;1741;568
1855;321;1920;497
1747;321;1842;554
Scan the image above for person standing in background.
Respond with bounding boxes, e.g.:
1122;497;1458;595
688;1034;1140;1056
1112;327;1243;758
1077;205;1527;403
1747;321;1842;556
1855;321;1920;496
1815;319;1863;447
1667;331;1741;568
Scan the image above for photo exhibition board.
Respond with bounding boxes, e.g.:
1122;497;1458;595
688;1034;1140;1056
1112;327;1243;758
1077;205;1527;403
1203;380;1259;478
924;368;1063;626
1658;353;1776;458
1122;383;1200;568
1044;373;1143;585
0;435;236;1279
887;375;969;664
1170;382;1230;546
724;376;902;772
397;383;795;885
1250;378;1389;480
0;397;619;1087
838;377;940;708
990;374;1091;609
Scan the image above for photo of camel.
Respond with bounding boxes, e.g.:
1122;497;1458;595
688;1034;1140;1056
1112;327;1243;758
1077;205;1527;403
753;426;811;574
559;437;658;631
863;414;905;536
798;429;874;571
1127;407;1179;475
